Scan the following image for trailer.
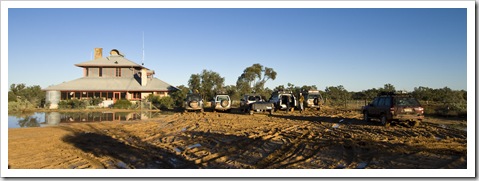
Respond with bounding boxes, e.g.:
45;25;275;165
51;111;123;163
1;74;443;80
248;101;274;115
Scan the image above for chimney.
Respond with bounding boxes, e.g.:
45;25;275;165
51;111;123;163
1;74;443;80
141;68;147;86
94;48;103;60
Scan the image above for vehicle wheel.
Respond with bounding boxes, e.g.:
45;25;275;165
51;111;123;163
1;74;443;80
381;115;390;127
313;98;319;105
189;101;198;109
409;120;420;127
220;100;228;107
363;112;371;122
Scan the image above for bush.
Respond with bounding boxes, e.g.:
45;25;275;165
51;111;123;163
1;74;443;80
422;101;467;117
58;100;72;109
90;97;103;106
57;99;89;109
148;95;174;109
8;100;34;112
155;96;174;109
112;99;132;109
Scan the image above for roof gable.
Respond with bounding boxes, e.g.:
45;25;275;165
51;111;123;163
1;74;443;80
75;55;146;68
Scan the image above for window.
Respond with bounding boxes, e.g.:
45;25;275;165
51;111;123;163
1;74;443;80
132;92;141;100
99;68;103;77
372;98;380;106
85;68;89;77
395;97;420;106
384;97;392;107
378;98;386;106
116;68;121;77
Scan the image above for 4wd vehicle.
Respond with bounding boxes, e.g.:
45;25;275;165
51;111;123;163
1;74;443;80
240;94;263;113
362;92;424;127
212;94;232;112
184;93;204;113
302;90;324;111
269;90;297;112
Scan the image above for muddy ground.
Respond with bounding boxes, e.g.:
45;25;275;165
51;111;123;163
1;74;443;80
8;106;467;170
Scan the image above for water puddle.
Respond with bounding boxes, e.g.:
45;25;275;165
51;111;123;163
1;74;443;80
8;111;168;128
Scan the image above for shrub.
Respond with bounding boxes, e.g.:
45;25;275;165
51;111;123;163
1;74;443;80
148;95;174;109
155;96;174;109
57;99;89;109
58;100;72;109
8;100;34;112
90;97;103;106
113;99;132;109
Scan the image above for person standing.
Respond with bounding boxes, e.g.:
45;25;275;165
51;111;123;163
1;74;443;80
299;93;305;113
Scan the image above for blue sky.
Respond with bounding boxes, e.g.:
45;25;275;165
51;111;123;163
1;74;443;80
8;8;467;92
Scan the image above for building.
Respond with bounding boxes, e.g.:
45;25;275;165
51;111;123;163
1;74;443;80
44;48;177;109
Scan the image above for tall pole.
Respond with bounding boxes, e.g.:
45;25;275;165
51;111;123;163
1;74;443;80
142;31;145;66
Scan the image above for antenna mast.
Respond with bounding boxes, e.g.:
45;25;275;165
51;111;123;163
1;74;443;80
142;31;145;66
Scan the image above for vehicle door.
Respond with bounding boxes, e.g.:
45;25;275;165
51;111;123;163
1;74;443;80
376;97;390;115
290;95;296;108
383;97;393;118
368;97;381;116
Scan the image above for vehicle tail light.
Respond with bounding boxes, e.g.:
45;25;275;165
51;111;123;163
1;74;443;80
416;107;424;114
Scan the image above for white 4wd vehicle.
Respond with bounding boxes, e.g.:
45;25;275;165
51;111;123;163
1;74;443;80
302;90;324;111
184;93;204;113
212;94;231;112
269;90;297;112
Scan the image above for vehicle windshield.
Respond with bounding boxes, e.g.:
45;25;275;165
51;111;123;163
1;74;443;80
395;97;420;107
247;96;261;101
307;95;320;99
216;95;229;101
186;94;202;101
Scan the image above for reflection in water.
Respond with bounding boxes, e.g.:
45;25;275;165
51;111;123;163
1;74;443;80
8;112;44;128
47;111;163;124
17;117;41;128
9;111;165;128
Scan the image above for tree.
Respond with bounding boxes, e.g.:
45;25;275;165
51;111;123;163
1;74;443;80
236;63;277;96
380;83;396;92
286;83;301;97
300;85;318;92
224;85;240;101
362;88;380;100
169;85;190;107
412;86;434;102
324;85;350;106
188;74;201;92
8;83;45;108
273;85;285;91
188;70;225;101
262;87;274;100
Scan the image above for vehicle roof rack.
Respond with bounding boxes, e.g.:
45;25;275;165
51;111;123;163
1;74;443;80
215;91;227;95
274;90;292;94
378;91;410;96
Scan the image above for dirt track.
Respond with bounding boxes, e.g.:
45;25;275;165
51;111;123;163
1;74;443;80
8;107;467;169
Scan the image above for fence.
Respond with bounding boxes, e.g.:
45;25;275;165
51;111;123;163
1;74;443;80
323;99;369;110
323;99;466;117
